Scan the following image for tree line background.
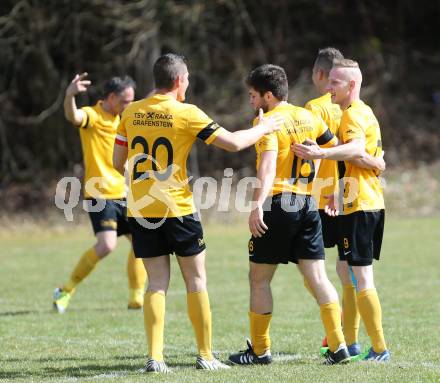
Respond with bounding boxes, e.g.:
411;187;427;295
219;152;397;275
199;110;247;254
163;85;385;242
0;0;439;211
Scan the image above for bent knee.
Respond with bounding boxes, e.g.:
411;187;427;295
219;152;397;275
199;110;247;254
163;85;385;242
95;240;117;256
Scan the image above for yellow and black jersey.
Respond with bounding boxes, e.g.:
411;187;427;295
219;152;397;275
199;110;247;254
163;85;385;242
116;94;224;218
305;93;342;208
255;102;337;196
78;101;126;199
305;93;341;135
339;99;384;214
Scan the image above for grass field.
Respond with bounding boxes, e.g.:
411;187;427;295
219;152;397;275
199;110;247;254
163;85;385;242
1;216;439;382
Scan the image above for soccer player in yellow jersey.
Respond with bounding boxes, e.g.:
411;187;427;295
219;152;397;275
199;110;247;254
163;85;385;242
228;64;366;366
293;59;390;362
306;49;386;357
306;48;344;252
53;74;147;313
112;54;282;373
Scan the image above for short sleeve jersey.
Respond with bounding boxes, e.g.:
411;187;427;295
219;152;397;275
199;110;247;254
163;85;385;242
254;103;337;196
116;94;224;218
78;101;126;199
305;93;342;208
339;99;384;214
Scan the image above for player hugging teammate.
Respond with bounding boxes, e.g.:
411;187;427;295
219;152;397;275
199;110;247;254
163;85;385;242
57;48;390;373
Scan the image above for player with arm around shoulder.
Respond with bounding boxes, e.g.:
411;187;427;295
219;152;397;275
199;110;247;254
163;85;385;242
293;59;390;362
304;48;385;358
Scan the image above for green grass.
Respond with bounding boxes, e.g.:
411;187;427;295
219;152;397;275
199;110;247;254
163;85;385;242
1;217;439;382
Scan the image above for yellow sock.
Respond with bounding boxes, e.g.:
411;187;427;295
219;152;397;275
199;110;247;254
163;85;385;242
128;288;144;309
357;288;387;353
144;291;166;361
303;278;317;300
187;291;213;360
127;249;147;290
342;284;360;345
320;301;345;352
127;250;147;305
63;247;100;293
249;311;272;356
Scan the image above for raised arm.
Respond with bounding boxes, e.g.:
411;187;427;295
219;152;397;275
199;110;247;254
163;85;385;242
211;109;283;152
63;73;90;126
249;150;277;237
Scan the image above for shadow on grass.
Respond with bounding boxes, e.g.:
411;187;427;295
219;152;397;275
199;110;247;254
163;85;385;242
2;357;93;363
0;353;198;379
2;355;145;363
0;362;139;380
0;310;35;317
0;307;121;317
0;304;145;317
52;307;127;314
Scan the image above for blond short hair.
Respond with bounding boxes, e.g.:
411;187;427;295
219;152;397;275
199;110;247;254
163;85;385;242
332;59;359;69
332;59;362;84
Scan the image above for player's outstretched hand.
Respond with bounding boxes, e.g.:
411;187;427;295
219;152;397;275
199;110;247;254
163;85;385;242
324;194;339;217
66;72;91;97
249;203;268;238
256;108;284;134
291;138;324;160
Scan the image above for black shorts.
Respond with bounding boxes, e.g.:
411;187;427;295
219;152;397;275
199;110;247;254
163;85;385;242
338;210;385;266
128;213;206;258
319;210;341;249
86;198;130;237
249;193;325;265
